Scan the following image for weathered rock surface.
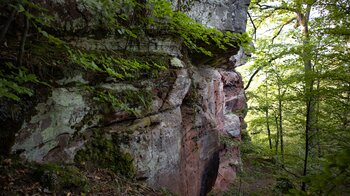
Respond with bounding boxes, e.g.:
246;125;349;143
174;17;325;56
173;0;250;33
12;88;95;163
10;67;247;196
5;0;250;195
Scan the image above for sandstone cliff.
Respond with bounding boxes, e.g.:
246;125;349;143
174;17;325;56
0;0;250;195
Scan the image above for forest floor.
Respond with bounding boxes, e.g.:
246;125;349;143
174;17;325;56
1;152;282;196
223;152;278;195
239;155;277;195
0;156;163;196
0;154;278;196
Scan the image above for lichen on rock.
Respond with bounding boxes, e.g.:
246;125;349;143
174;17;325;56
11;87;93;163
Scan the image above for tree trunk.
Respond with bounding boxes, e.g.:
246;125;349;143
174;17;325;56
299;4;316;191
315;64;322;157
265;74;273;150
278;81;284;166
274;112;280;163
266;109;273;150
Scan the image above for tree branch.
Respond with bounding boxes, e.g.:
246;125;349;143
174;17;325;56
247;11;257;41
271;17;296;44
244;56;280;90
255;3;298;13
255;11;276;29
244;66;261;90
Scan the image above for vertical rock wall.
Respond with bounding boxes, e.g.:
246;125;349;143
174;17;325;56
7;0;250;195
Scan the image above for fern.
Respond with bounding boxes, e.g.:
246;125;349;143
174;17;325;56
69;50;166;80
0;63;40;101
93;89;152;117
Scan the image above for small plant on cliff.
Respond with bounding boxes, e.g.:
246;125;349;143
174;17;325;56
69;50;167;80
86;87;152;117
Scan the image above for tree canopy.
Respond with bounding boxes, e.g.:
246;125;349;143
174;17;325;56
239;0;350;194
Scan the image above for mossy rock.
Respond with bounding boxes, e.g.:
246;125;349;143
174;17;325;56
75;129;135;178
34;164;89;193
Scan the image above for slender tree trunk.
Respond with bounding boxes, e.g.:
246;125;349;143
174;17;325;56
266;109;273;150
265;74;273;150
315;65;322;157
299;4;316;191
278;82;284;166
314;40;322;158
274;112;279;163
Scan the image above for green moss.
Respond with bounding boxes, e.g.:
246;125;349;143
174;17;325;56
34;164;89;192
74;129;135;178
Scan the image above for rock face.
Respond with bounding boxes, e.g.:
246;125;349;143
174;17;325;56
7;0;250;195
173;0;250;32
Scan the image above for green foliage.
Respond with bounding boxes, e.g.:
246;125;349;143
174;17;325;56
75;129;135;178
94;90;139;116
274;177;294;194
303;148;350;195
149;0;252;55
69;50;166;80
239;0;350;194
3;0;53;26
0;0;57;102
93;88;152;117
0;63;40;101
